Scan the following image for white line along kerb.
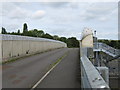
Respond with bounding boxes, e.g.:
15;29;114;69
31;58;62;90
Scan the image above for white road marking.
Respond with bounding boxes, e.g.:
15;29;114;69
31;54;67;90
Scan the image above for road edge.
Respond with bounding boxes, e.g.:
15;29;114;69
31;52;68;90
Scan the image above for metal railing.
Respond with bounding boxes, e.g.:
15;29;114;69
80;48;110;89
80;29;110;89
94;42;120;56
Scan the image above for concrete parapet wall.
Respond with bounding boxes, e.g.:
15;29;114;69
1;34;67;61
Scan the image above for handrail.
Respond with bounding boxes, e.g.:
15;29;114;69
80;29;110;89
81;54;110;89
94;42;120;56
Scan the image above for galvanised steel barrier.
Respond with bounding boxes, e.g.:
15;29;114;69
80;28;110;89
94;42;120;56
81;48;110;89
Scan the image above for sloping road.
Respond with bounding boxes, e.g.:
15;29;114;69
3;48;68;88
37;48;80;88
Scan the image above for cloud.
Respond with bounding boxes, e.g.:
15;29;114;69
1;2;118;40
98;31;118;39
32;10;46;19
9;7;30;19
2;2;16;16
2;3;46;20
98;17;108;21
6;24;20;31
1;0;119;2
79;2;117;21
2;2;31;19
41;2;70;8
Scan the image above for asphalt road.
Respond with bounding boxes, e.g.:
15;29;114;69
37;48;80;88
3;48;68;88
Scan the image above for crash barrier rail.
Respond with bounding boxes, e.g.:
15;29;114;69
81;48;110;89
94;42;120;56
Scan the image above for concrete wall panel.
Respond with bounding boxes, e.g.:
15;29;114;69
1;35;67;61
12;40;23;57
22;40;29;54
2;41;12;59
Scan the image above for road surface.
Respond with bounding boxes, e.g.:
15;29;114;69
3;48;68;88
37;48;80;88
3;48;80;89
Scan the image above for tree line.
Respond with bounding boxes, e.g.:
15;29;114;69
1;23;79;48
98;39;120;49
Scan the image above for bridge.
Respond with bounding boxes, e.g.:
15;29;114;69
94;42;120;57
0;28;120;89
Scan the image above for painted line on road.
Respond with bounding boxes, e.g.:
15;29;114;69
31;52;68;90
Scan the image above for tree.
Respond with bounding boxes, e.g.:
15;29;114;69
23;23;28;34
11;32;15;35
98;39;120;49
42;33;53;39
109;40;117;48
17;29;20;34
2;27;7;34
53;35;59;40
66;37;79;48
34;29;44;37
118;40;120;49
59;37;67;43
26;29;44;37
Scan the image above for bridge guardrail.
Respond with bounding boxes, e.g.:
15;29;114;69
81;48;110;89
80;28;110;89
94;42;120;56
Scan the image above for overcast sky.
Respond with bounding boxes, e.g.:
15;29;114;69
0;2;118;40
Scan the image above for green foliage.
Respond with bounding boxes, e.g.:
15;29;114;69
1;23;80;48
98;39;120;49
17;29;20;34
26;29;44;37
59;37;67;43
2;27;7;34
23;23;28;35
53;35;59;40
66;37;79;48
42;33;53;39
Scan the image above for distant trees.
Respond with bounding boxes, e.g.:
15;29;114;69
98;39;120;49
2;23;120;49
53;35;59;40
66;37;79;48
2;27;7;34
23;23;28;35
1;23;80;48
42;33;53;39
59;37;67;43
17;29;20;35
26;29;44;37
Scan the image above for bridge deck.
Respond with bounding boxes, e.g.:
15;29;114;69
3;48;80;88
3;48;68;88
36;48;80;88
